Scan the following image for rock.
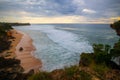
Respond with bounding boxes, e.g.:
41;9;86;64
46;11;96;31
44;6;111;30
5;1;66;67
110;20;120;36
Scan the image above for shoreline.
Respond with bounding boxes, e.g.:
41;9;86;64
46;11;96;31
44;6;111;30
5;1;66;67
14;30;42;73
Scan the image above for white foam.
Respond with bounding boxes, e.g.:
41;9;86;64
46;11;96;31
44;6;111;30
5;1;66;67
14;25;93;71
40;26;93;53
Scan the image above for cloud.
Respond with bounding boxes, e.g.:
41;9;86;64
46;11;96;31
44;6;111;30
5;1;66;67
0;0;120;23
72;0;85;6
82;9;96;14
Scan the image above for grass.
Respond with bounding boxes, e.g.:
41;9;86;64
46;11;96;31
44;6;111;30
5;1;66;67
28;66;92;80
92;63;110;80
28;71;52;80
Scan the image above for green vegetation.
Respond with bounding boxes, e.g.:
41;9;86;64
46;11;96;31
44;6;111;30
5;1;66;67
0;57;33;80
63;66;92;80
0;21;120;80
0;22;30;26
93;64;109;79
111;20;120;36
29;71;52;80
28;42;120;80
28;40;120;80
93;44;111;64
29;21;120;80
0;23;13;53
29;66;92;80
110;39;120;58
79;40;120;80
79;53;93;66
111;20;120;29
0;23;33;80
81;42;120;68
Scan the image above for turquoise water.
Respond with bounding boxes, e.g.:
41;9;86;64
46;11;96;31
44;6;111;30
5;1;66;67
14;24;119;71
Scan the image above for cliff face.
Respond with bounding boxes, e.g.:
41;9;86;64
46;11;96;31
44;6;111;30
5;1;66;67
110;21;120;65
116;30;120;36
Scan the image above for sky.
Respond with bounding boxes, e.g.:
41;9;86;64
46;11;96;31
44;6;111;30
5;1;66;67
0;0;120;24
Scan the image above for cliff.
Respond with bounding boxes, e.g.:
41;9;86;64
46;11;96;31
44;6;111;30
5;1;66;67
110;20;120;36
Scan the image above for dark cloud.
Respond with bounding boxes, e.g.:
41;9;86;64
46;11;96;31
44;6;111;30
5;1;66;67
0;0;120;20
50;0;77;15
0;0;79;17
24;0;77;16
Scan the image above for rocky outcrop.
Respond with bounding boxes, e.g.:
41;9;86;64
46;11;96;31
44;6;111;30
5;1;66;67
110;21;120;65
110;20;120;36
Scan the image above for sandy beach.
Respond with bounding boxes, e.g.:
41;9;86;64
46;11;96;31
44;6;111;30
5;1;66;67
0;29;42;73
14;30;42;73
1;30;22;58
3;29;42;73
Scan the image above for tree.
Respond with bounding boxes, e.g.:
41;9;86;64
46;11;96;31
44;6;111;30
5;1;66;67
92;44;111;64
0;23;13;53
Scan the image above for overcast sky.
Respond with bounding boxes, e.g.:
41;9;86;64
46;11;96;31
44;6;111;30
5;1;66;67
0;0;120;23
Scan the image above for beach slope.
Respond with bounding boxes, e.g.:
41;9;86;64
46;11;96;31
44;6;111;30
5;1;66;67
15;31;42;73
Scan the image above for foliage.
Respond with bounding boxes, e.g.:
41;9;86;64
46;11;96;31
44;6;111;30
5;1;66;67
93;44;111;64
0;23;13;37
80;53;93;66
110;39;120;58
63;65;80;80
0;22;30;26
80;40;120;69
0;57;32;80
111;20;120;29
0;57;20;68
93;63;109;79
29;72;52;80
0;40;12;53
0;23;33;80
80;44;111;65
0;23;13;31
60;66;92;80
79;71;92;80
0;23;13;53
0;22;120;80
29;66;92;80
29;39;120;80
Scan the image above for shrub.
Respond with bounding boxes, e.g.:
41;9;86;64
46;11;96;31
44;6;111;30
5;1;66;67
92;44;111;64
93;64;109;80
111;20;120;29
63;66;92;80
0;23;13;53
28;72;52;80
79;71;92;80
80;53;93;66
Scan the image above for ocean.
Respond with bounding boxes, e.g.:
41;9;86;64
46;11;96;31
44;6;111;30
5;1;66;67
14;24;119;71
